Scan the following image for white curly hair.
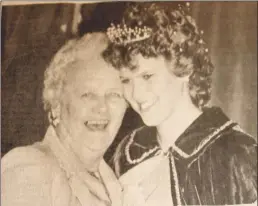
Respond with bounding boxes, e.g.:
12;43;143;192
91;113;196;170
43;32;109;112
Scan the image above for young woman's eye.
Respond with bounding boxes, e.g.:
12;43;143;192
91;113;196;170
120;78;130;84
142;74;153;80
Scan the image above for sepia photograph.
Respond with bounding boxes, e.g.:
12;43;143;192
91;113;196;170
1;1;257;205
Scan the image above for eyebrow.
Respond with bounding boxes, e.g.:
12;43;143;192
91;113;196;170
120;67;155;78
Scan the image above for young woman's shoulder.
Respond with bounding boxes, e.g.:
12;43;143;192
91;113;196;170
185;126;257;204
209;126;257;160
189;123;257;163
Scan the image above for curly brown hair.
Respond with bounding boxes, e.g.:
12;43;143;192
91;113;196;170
103;2;214;109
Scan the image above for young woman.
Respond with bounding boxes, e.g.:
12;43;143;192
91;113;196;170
103;2;257;205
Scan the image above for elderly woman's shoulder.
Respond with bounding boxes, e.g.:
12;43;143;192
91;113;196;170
2;143;58;172
1;143;65;185
1;144;71;206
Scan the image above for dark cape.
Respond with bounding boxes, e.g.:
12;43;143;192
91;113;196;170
112;107;257;205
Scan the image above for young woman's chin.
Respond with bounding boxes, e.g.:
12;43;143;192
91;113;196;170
140;111;166;127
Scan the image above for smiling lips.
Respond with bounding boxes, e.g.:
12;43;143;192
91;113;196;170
84;120;109;131
139;99;158;112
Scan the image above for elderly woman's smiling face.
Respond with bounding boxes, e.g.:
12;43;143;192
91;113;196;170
59;57;127;152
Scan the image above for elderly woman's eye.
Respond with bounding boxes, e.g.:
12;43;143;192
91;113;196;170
108;92;122;98
81;92;94;98
142;74;153;80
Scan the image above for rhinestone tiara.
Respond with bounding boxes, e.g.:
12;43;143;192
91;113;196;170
107;23;152;45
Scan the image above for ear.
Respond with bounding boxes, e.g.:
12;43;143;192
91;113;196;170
165;59;191;83
51;104;61;118
178;70;193;83
179;78;189;95
179;75;190;83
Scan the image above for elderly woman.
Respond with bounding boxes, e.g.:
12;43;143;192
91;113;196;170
1;33;127;206
103;2;257;205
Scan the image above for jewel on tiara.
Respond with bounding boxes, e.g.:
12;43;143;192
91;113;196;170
107;23;152;45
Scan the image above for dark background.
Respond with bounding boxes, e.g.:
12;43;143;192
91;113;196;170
1;2;257;160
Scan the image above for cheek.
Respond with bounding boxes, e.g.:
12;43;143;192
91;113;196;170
106;101;126;134
162;79;183;105
60;100;75;122
123;88;139;112
108;100;126;118
62;99;92;122
63;102;72;117
123;85;133;102
148;77;165;97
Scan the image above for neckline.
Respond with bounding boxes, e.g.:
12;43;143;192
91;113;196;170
42;126;121;204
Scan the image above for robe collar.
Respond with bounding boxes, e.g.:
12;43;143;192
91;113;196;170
126;107;237;164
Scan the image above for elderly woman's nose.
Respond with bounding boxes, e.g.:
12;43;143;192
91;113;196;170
93;97;108;114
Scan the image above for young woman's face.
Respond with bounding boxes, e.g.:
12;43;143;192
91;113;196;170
120;54;185;126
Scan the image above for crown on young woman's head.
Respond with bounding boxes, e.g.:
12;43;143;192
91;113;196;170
106;2;193;45
106;2;209;53
107;23;152;45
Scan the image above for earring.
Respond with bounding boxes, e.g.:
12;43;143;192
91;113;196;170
49;105;60;127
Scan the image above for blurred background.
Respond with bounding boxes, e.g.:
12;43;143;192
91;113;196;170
1;2;257;159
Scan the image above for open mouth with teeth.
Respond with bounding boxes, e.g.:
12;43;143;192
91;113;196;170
84;120;109;131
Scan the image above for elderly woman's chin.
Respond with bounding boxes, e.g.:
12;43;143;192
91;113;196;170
83;123;117;151
62;124;115;153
